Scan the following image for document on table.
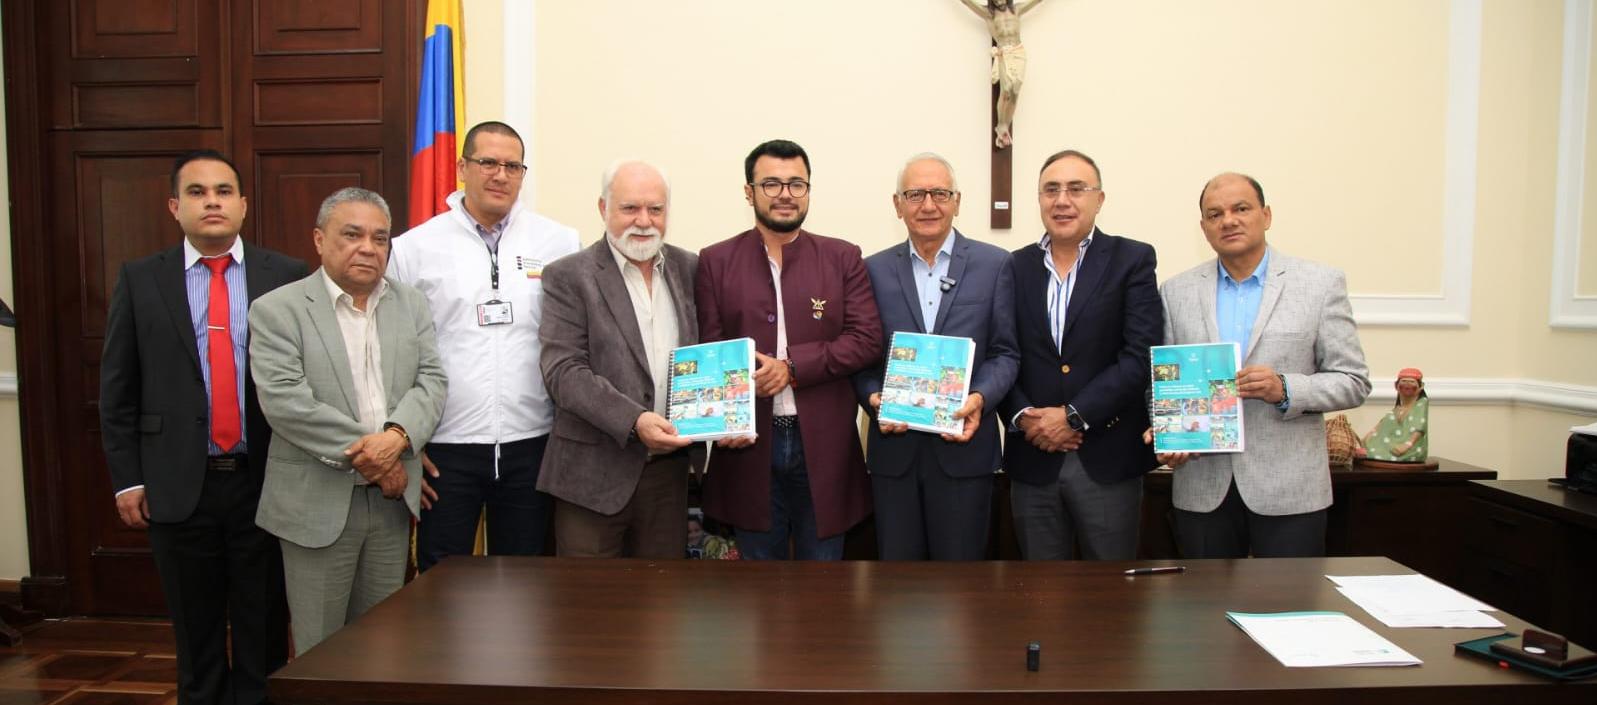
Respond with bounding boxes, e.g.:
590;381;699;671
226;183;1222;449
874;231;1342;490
1226;611;1422;667
1326;574;1500;628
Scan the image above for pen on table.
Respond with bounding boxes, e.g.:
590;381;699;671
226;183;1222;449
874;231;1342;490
1124;566;1186;576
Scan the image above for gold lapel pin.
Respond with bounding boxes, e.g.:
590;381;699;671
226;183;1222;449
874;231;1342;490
811;298;827;320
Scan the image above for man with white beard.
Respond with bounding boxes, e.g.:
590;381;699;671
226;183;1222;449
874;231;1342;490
536;160;703;557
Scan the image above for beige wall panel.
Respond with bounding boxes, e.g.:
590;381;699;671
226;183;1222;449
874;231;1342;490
1582;0;1597;297
462;0;504;131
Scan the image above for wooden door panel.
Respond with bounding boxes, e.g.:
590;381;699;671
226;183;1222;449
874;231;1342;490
254;78;386;126
255;0;383;55
72;0;197;58
254;151;384;263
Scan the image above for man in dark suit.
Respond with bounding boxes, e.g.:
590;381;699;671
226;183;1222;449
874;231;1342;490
539;160;702;557
854;153;1019;560
999;149;1163;561
695;139;884;560
100;150;305;705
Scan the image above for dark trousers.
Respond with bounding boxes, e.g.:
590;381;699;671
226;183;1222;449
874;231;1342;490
1173;480;1328;558
146;463;287;705
554;453;690;559
416;435;552;572
871;440;992;560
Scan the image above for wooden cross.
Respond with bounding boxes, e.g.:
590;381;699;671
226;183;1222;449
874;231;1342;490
961;0;1044;229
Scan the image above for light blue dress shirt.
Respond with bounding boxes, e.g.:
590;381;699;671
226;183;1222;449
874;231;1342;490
183;237;249;455
1215;248;1269;360
908;233;956;332
1040;229;1094;353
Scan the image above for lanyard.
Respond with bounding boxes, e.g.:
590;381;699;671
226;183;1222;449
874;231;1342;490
482;235;500;296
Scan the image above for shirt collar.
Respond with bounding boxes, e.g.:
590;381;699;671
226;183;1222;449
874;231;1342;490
1036;227;1096;254
1218;247;1271;285
182;236;245;270
606;234;665;274
320;267;388;310
907;231;956;265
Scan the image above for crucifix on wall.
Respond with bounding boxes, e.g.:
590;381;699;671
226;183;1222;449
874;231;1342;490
959;0;1044;229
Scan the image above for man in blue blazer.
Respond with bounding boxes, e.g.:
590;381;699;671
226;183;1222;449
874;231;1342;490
998;149;1163;560
855;153;1019;560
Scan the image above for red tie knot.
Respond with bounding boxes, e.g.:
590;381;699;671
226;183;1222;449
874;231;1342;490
203;256;231;276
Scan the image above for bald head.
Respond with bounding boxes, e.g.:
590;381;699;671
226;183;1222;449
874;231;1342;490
1198;172;1265;211
599;160;670;263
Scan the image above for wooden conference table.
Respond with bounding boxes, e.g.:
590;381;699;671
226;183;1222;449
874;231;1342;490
269;556;1594;704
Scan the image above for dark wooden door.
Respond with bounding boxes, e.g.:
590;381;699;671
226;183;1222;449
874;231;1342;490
4;0;421;616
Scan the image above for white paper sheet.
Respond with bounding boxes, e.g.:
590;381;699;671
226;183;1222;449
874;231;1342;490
1227;611;1422;667
1333;587;1504;628
1325;574;1496;614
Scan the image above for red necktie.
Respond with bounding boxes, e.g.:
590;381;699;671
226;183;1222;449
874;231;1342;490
203;257;241;452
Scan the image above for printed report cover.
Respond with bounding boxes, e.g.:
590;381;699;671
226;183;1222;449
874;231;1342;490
878;332;976;435
666;338;756;441
1150;342;1244;453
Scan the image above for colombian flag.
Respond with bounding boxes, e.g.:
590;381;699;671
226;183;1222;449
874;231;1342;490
409;0;465;228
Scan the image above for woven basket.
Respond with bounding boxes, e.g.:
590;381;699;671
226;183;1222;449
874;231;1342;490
1325;413;1359;467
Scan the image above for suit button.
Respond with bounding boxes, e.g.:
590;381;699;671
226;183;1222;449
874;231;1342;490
195;417;205;427
1060;365;1071;375
767;314;776;323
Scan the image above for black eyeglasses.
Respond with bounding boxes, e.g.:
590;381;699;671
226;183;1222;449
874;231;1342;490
900;188;958;204
753;179;809;198
464;156;529;178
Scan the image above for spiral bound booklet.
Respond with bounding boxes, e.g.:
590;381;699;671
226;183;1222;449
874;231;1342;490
666;338;756;441
878;332;976;435
1150;342;1245;453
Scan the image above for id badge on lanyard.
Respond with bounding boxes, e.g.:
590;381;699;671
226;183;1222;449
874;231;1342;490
476;242;513;327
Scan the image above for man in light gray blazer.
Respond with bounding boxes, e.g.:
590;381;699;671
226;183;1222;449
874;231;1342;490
1156;173;1369;558
538;160;701;558
249;187;446;652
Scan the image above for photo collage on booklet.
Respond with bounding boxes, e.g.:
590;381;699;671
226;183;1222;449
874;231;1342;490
1150;342;1244;453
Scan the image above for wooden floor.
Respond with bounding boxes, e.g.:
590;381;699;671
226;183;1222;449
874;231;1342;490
0;618;178;705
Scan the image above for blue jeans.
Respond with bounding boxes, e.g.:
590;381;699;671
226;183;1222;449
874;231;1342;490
735;422;844;560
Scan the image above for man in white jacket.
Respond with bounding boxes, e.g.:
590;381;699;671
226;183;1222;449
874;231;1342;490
390;121;581;570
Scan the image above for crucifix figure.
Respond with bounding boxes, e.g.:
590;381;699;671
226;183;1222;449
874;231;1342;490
959;0;1044;149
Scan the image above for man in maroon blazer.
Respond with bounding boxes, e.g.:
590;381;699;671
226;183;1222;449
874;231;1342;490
695;139;884;559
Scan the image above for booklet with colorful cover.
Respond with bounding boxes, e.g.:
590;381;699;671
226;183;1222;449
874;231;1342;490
878;332;976;435
666;338;756;441
1150;342;1244;453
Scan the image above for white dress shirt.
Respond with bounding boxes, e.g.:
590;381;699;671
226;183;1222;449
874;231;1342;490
607;239;678;418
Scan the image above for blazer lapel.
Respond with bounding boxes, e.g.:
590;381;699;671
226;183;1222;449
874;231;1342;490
1196;264;1220;343
1015;243;1053;352
594;246;651;374
892;245;925;334
303;273;359;415
155;246;204;375
1059;234;1109;342
1244;257;1288;363
931;232;969;333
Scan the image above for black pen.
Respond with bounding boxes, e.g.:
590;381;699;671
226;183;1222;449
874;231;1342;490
1124;566;1186;576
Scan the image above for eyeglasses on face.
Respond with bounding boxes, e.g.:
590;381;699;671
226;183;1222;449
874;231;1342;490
900;188;958;204
1039;184;1102;201
753;179;810;198
463;156;529;178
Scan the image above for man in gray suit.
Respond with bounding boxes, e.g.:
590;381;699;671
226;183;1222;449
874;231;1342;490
538;160;700;558
854;153;1019;560
1156;173;1370;558
249;187;447;651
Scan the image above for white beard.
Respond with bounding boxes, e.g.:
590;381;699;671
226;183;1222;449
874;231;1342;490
610;226;664;262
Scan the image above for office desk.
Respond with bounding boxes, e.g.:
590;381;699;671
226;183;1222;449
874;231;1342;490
1460;480;1597;647
269;556;1591;704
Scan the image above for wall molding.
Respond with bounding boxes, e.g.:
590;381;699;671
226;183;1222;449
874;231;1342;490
1350;0;1480;327
502;1;536;210
0;372;15;399
1551;0;1597;328
1365;376;1597;415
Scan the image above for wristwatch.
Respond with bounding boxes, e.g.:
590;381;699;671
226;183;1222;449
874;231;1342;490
1066;405;1088;432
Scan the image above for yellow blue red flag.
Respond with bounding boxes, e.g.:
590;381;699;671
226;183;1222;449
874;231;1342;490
409;0;465;227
